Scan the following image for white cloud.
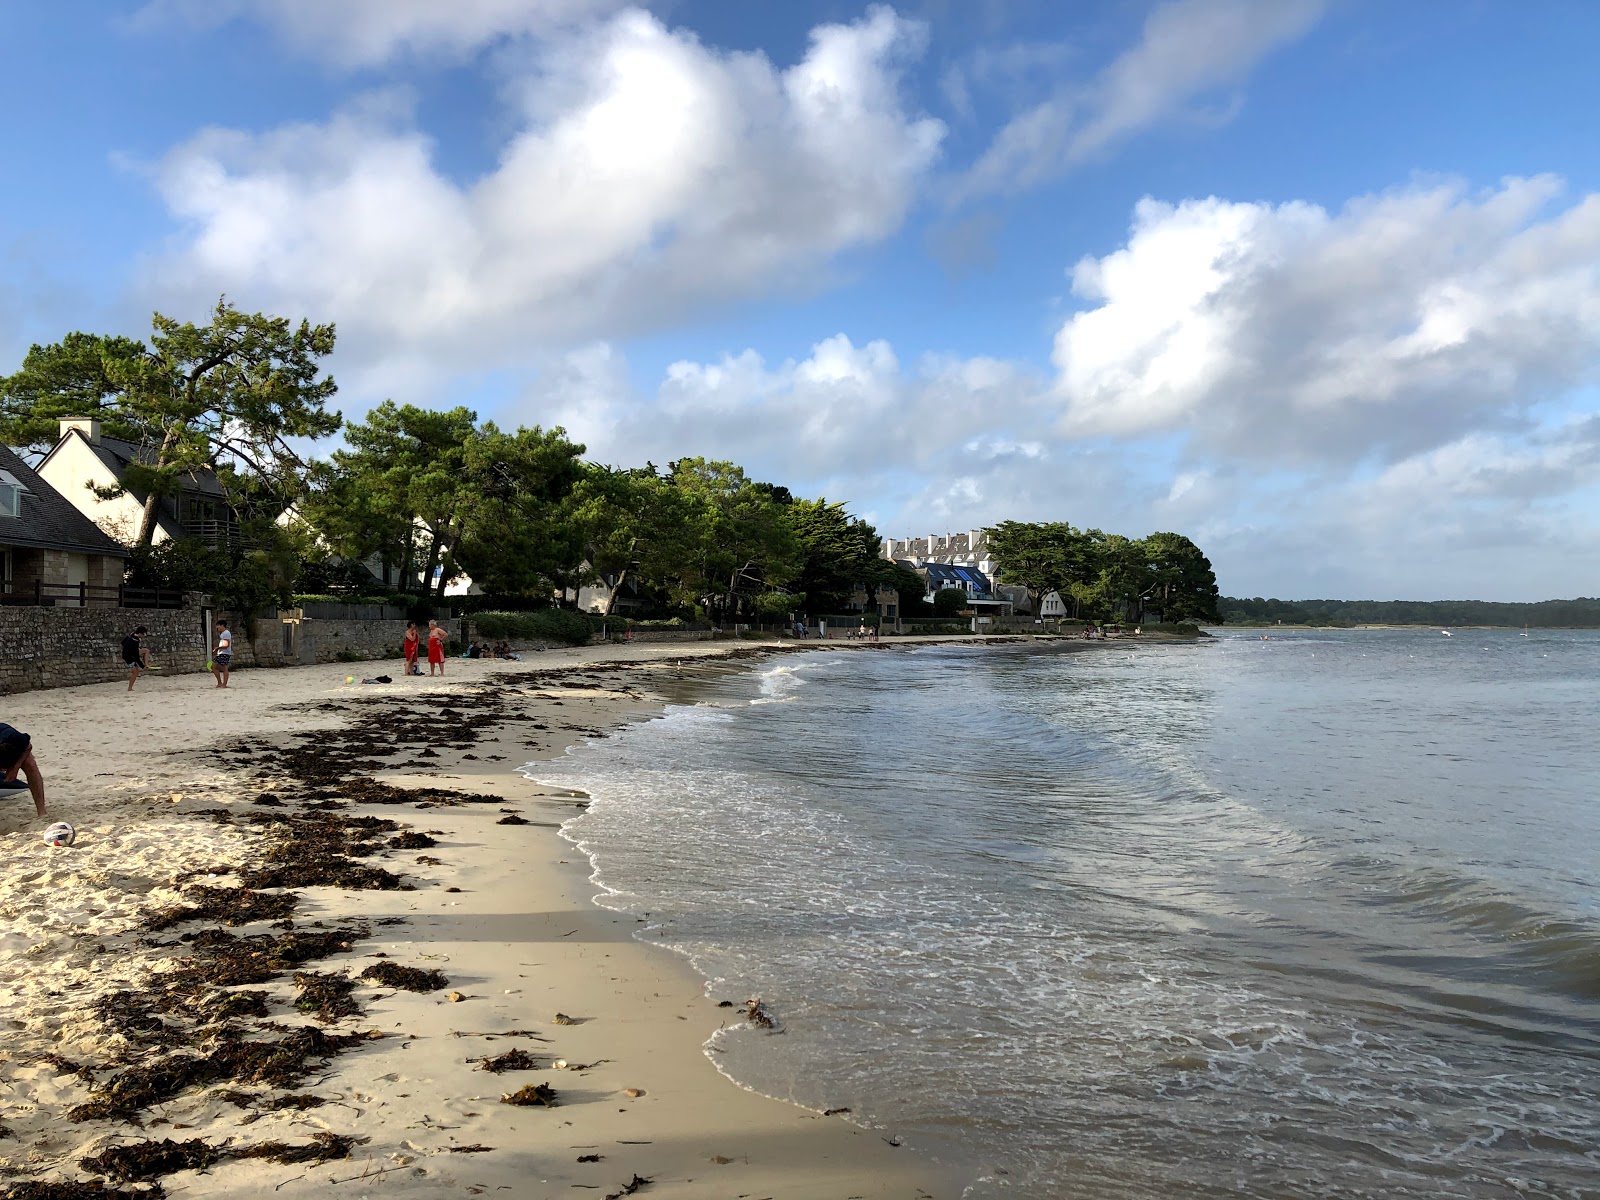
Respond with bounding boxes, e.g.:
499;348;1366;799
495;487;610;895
531;333;1042;488
1054;177;1600;461
142;7;943;376
137;0;625;66
954;0;1323;201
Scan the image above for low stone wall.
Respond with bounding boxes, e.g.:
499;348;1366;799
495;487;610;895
0;608;470;695
0;605;209;694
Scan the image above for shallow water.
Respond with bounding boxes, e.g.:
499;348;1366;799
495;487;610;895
532;631;1600;1198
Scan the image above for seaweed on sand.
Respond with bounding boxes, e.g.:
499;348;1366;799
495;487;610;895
79;1140;220;1183
359;961;448;992
2;1184;166;1199
230;1131;355;1164
237;814;408;891
145;887;297;932
196;991;271;1023
67;1028;367;1122
292;972;360;1022
386;831;436;849
477;1049;539;1073
74;1132;354;1184
500;1083;558;1107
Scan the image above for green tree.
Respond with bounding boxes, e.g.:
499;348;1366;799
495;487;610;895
1140;532;1221;623
933;587;968;617
785;498;879;614
0;333;151;454
306;403;585;599
987;520;1081;613
664;459;800;623
1;300;342;545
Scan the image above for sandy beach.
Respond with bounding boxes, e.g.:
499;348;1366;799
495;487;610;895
0;641;957;1199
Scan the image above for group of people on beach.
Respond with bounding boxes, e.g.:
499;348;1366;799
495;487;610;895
123;620;234;691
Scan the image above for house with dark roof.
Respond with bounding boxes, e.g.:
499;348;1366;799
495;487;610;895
36;417;239;547
0;443;129;606
908;560;1013;614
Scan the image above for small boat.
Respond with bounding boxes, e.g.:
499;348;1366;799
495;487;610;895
1441;629;1453;637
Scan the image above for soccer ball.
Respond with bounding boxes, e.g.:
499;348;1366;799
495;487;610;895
42;821;75;848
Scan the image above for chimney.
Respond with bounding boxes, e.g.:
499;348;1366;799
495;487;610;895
60;417;101;445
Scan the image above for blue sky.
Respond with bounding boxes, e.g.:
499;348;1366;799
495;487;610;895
4;0;1600;601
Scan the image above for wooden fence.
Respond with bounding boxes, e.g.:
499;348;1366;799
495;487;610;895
0;580;187;609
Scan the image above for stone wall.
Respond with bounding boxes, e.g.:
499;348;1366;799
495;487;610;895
0;605;209;694
0;607;469;695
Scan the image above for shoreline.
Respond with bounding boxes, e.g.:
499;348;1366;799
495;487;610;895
1;641;964;1198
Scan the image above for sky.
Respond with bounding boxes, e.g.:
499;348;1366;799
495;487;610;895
3;0;1600;601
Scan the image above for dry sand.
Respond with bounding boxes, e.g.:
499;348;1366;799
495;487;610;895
1;642;956;1198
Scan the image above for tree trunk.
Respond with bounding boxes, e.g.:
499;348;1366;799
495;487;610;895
136;426;184;546
603;538;637;617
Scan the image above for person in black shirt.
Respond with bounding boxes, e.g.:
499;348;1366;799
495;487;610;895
0;724;45;817
123;625;155;691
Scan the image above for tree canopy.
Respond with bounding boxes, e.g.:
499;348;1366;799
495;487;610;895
987;521;1220;624
0;298;341;545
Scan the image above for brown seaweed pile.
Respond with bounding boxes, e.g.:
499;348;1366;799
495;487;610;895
66;1028;371;1123
75;1131;355;1183
292;971;360;1022
477;1048;539;1073
500;1082;558;1107
144;887;297;932
359;962;448;992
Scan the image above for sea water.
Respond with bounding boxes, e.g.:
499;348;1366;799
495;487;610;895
529;630;1600;1198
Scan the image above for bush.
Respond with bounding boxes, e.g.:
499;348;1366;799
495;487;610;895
469;609;594;646
933;588;968;617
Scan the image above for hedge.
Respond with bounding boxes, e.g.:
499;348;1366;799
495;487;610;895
467;609;594;645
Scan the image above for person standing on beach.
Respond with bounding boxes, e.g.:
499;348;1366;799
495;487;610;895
0;724;45;817
123;625;154;691
211;620;233;688
403;621;420;676
427;619;447;676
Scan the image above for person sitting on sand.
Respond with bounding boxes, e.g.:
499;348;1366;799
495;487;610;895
467;641;481;659
427;620;447;676
0;723;46;817
123;625;156;691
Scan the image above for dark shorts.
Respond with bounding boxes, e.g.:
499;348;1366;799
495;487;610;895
214;652;232;667
0;724;31;771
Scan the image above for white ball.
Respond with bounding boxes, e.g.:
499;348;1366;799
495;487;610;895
42;821;75;848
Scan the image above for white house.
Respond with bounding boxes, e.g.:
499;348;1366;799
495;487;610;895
36;418;238;547
884;528;1065;616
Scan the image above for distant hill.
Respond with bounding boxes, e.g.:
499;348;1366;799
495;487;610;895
1220;597;1600;628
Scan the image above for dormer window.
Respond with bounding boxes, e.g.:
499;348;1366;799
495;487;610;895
0;470;25;518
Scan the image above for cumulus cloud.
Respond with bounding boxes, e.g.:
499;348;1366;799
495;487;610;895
137;0;626;66
142;7;943;376
1054;176;1600;461
529;333;1043;489
954;0;1323;201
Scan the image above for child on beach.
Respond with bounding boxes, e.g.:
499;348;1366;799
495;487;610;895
122;625;155;691
211;620;232;688
427;620;447;676
403;621;420;675
0;724;46;817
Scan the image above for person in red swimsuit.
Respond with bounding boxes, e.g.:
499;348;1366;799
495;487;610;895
427;619;447;676
403;621;421;676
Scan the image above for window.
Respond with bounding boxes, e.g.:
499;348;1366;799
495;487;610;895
0;470;24;518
